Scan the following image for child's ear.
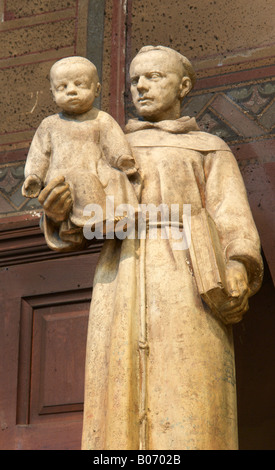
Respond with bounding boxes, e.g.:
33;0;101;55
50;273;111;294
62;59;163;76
95;82;101;97
50;87;56;103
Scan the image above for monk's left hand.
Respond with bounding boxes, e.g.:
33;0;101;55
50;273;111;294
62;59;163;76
220;260;250;324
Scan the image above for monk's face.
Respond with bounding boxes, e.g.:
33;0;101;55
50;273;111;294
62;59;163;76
130;50;190;122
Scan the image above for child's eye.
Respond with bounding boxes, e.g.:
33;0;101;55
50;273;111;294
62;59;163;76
57;85;65;91
75;81;86;87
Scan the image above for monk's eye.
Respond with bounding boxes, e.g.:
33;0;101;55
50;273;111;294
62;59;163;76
131;78;139;86
149;73;162;80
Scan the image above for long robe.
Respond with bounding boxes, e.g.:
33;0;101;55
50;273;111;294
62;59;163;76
43;117;263;450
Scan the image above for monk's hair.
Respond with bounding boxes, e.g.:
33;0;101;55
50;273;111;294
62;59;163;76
50;56;100;83
136;45;196;89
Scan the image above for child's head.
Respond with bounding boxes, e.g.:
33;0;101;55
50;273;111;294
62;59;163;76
50;56;101;114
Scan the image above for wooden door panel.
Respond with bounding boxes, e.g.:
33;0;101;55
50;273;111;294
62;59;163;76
17;292;91;426
31;304;88;417
0;223;101;449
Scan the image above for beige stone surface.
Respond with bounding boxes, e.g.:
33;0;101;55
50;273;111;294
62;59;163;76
5;0;76;18
1;19;76;59
129;0;275;74
35;46;263;450
0;0;89;152
0;61;58;135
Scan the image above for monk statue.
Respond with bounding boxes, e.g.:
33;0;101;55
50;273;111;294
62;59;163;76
26;46;263;450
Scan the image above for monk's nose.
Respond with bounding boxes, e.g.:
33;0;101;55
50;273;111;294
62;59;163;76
137;76;149;92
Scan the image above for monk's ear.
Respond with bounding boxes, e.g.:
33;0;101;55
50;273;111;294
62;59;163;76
179;76;192;100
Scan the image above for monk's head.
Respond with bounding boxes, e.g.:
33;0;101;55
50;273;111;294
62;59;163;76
129;45;196;122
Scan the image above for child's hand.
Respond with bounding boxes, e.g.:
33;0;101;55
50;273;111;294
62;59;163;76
22;174;42;198
117;155;138;177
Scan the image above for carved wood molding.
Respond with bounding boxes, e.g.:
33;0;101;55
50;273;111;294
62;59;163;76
0;214;103;267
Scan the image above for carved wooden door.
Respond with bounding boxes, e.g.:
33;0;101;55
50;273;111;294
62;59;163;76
0;219;101;450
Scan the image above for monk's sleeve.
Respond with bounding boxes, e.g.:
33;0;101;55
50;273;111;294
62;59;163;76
204;149;263;295
24;118;51;181
40;214;87;253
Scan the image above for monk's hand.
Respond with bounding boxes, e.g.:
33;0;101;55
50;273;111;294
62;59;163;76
38;176;73;224
219;260;250;324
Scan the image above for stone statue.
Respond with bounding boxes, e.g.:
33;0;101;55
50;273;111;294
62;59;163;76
23;47;263;450
22;56;138;248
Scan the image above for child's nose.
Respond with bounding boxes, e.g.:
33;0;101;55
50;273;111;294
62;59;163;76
67;83;77;95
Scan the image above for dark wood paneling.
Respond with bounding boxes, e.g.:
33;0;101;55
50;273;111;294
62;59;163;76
0;219;101;450
17;292;91;425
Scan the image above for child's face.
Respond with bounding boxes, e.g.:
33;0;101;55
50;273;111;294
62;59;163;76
51;62;100;114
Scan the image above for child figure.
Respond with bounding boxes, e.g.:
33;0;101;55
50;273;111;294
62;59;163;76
22;56;139;236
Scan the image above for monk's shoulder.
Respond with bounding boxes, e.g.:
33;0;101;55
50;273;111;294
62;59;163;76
187;131;231;152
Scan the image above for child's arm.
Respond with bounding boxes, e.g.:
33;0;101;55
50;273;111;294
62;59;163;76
99;112;138;175
22;118;51;198
116;154;138;176
22;174;43;198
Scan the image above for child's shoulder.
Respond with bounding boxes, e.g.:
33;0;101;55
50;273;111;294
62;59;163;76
96;109;117;124
39;113;62;129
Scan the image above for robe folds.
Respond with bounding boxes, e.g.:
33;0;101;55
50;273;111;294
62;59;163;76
43;117;263;450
